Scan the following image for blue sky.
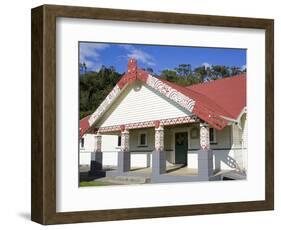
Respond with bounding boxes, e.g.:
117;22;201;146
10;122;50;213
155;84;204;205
79;42;246;74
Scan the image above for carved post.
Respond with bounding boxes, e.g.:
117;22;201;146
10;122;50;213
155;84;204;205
117;126;131;173
155;126;164;151
152;122;166;177
198;123;213;180
93;132;102;152
121;129;130;152
200;123;210;150
90;132;103;175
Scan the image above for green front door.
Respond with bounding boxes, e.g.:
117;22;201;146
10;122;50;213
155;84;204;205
175;132;188;165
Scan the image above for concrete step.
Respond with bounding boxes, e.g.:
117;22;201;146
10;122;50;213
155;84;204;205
222;171;246;180
220;170;247;180
96;175;149;185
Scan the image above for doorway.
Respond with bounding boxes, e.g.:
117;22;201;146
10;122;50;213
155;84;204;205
175;132;188;165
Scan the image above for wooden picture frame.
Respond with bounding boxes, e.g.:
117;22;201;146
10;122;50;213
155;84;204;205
31;4;274;225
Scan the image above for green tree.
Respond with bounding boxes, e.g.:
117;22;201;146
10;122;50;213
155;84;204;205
230;66;242;76
79;66;122;119
174;64;191;77
161;69;178;82
193;66;207;83
212;65;230;79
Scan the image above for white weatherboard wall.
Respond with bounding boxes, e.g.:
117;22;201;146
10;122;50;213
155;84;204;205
80;129;155;167
129;128;154;167
80;134;118;166
96;82;191;128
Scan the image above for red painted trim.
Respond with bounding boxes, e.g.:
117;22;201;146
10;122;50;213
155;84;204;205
120;125;125;132
137;69;149;82
154;120;160;128
97;115;198;133
193;103;228;130
79;115;91;138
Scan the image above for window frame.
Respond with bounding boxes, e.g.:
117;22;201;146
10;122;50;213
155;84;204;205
117;135;121;147
209;127;217;144
80;137;85;149
138;131;148;147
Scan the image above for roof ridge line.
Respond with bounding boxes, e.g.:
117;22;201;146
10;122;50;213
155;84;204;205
186;73;246;88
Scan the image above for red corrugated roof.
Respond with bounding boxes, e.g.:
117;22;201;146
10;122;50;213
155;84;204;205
159;79;234;118
186;74;246;119
79;115;91;138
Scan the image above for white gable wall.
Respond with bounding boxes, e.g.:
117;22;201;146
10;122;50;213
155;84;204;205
95;82;192;128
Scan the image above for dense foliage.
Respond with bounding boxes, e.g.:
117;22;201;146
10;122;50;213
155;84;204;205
159;64;245;86
79;65;122;119
79;63;246;119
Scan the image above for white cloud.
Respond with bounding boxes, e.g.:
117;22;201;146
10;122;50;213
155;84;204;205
120;45;155;66
79;43;109;71
202;62;211;69
241;64;247;71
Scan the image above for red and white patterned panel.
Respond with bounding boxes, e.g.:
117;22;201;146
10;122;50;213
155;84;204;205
155;126;164;151
98;115;198;133
121;129;130;151
161;116;196;126
88;85;121;126
200;123;210;150
146;75;195;113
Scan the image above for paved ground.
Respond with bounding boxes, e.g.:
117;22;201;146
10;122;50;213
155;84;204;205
80;165;198;185
79;165;245;186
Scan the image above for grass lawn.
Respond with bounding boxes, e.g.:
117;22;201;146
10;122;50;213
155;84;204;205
79;181;116;187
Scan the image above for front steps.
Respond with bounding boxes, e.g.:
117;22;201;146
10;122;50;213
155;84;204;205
96;175;150;185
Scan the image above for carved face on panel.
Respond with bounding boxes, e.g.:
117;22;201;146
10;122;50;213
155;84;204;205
176;133;185;145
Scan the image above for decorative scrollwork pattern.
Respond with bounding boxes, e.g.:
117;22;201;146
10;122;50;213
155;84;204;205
155;126;164;151
93;133;102;152
200;123;210;150
121;129;130;152
89;85;121;126
146;75;195;112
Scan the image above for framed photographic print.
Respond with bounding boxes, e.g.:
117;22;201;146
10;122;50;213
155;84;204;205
31;4;274;225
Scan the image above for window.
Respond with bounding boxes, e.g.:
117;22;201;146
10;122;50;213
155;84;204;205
139;132;147;146
80;138;84;148
209;128;216;144
190;127;199;139
117;135;121;147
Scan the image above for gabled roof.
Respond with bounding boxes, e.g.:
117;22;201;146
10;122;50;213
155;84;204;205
80;59;246;137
